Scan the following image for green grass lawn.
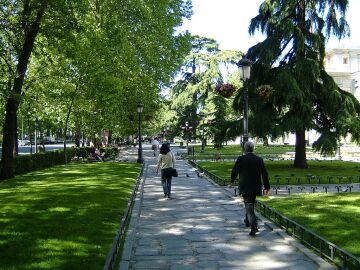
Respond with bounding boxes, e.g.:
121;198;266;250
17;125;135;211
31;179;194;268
193;144;296;155
190;144;308;160
0;162;141;270
259;193;360;258
198;160;360;185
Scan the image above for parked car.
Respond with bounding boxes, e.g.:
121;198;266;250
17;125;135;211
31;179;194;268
18;139;31;146
42;136;56;144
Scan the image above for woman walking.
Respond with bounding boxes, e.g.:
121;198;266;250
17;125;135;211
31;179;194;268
156;143;176;199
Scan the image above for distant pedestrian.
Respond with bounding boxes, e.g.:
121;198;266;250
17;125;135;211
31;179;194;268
151;137;160;156
231;141;271;236
156;143;176;199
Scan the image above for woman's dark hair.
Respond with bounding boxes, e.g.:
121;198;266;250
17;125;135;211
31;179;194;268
159;143;170;155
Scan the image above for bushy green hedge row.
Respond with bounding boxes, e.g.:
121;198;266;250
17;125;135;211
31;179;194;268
72;147;119;160
1;147;119;176
100;147;119;160
13;148;76;175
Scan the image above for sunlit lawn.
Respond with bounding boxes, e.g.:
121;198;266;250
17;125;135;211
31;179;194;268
193;144;296;155
0;162;141;270
198;160;360;185
196;159;360;258
259;193;360;258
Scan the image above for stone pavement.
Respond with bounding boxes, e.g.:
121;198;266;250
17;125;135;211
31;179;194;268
119;145;335;270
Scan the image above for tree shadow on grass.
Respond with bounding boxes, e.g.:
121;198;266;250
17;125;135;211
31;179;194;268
264;193;360;257
0;162;141;270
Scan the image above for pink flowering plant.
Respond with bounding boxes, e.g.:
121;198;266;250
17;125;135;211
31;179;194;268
215;83;236;98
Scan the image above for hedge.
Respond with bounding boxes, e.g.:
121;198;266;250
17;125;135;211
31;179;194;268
1;147;119;176
12;148;75;175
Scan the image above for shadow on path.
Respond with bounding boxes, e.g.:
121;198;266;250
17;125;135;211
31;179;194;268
119;145;334;270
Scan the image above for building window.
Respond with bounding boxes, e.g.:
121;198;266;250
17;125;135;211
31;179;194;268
343;56;349;65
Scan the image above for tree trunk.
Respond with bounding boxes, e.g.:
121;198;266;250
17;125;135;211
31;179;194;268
108;131;112;146
294;129;308;168
262;136;269;146
0;2;48;180
0;99;18;179
63;81;80;162
74;120;81;147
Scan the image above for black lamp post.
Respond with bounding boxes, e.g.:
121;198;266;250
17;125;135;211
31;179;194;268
137;102;144;163
199;113;205;152
238;57;252;149
181;121;192;149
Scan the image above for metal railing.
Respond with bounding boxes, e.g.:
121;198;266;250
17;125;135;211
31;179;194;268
189;160;228;186
257;201;360;270
188;160;360;269
103;164;145;270
191;159;360;186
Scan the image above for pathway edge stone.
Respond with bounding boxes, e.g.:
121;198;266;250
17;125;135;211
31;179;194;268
118;164;148;270
264;222;336;270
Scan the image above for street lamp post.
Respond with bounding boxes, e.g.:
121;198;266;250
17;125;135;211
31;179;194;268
199;113;205;152
238;57;252;149
137;102;144;163
181;121;192;149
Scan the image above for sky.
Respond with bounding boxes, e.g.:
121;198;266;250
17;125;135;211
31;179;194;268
180;0;360;52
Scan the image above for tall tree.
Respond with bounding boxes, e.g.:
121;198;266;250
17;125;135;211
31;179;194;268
246;0;360;168
170;35;242;144
0;0;192;179
1;0;49;179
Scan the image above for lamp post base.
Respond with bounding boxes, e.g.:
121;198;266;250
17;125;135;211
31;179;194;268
137;149;143;163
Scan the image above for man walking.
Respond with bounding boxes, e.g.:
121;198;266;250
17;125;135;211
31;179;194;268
231;141;271;236
151;137;160;156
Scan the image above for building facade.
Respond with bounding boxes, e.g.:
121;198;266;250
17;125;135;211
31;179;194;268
324;45;360;101
269;45;360;146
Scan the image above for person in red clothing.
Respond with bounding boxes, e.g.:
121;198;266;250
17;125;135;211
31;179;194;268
231;141;271;236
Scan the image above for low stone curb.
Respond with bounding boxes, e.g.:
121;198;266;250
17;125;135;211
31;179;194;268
118;164;148;270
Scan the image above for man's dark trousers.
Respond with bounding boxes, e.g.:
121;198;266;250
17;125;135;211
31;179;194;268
243;195;257;230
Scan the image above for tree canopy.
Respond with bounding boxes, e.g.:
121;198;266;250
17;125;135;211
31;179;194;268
168;35;243;147
245;0;360;168
0;0;192;179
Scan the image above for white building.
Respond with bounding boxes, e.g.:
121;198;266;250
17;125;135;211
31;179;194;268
270;45;360;146
324;45;360;101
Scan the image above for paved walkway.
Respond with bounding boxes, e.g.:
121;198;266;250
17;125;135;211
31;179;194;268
119;145;335;270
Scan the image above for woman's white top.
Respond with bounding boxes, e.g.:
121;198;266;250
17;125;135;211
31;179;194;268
157;152;175;169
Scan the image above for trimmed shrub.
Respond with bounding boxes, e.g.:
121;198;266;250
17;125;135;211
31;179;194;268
13;150;68;175
99;147;118;160
1;147;118;176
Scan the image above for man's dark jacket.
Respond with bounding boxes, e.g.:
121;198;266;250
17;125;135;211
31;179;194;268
231;152;270;196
